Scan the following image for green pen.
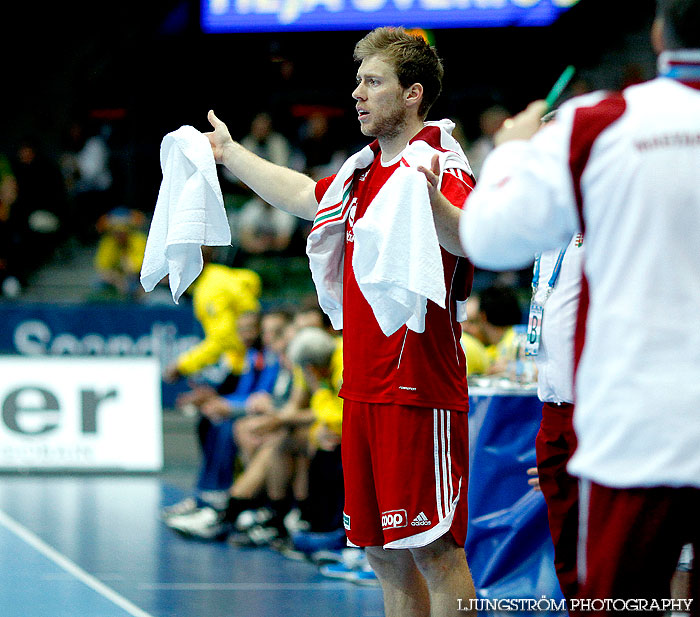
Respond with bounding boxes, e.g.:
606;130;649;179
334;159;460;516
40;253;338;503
545;65;576;112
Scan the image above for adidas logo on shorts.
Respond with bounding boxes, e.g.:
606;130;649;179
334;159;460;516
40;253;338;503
411;512;431;527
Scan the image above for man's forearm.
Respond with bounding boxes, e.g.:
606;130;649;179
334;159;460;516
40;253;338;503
220;141;318;221
279;408;315;427
432;191;467;257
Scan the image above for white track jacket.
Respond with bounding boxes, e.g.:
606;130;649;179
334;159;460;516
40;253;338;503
461;61;700;489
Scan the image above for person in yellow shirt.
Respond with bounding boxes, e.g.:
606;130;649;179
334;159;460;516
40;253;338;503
461;330;490;377
285;328;344;539
94;208;147;299
163;246;262;387
464;286;523;376
459;296;490;376
287;328;343;452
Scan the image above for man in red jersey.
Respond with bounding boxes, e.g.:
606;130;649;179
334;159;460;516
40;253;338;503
206;27;476;616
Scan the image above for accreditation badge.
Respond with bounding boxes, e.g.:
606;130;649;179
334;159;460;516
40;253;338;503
524;302;544;356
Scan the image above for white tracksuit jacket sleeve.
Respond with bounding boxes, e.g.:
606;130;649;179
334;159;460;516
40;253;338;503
459;117;581;270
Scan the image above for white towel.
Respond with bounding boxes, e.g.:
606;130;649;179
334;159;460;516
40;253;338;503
140;126;231;303
307;120;472;336
352;166;444;335
306;144;376;330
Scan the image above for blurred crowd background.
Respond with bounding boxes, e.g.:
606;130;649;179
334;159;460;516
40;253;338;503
1;0;656;305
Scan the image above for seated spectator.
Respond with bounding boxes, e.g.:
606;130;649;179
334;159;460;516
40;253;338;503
93;207;147;300
59;118;114;244
466;105;510;179
298;112;345;180
240;112;291;168
237;196;297;256
163;310;281;524
286;327;344;535
228;317;305;513
221;111;293;193
243;310;296;418
460;296;490;376
160;251;263;518
218;113;301;261
467;285;523;375
10;137;68;273
0;154;21;297
227;326;343;547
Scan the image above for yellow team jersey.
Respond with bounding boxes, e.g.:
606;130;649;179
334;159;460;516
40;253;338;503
330;337;343;392
177;264;261;376
292;336;344;443
461;332;490;376
309;387;343;440
94;231;147;275
485;326;517;371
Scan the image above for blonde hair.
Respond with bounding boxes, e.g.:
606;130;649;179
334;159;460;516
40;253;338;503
354;26;444;118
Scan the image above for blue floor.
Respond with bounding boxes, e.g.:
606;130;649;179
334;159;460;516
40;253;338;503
0;476;384;617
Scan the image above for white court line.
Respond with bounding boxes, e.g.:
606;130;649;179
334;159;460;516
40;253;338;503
0;509;155;617
138;582;360;591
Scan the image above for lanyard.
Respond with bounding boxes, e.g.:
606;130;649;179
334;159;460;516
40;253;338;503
531;247;567;305
658;50;700;86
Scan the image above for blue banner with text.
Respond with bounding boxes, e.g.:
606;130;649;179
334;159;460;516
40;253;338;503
0;303;226;409
202;0;579;33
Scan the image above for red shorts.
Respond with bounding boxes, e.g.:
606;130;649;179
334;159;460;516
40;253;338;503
341;400;469;549
536;402;579;600
575;482;700;616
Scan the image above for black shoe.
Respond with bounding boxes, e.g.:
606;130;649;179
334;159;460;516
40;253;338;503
228;524;280;548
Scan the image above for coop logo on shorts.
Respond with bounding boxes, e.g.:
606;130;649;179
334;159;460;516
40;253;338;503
381;509;407;530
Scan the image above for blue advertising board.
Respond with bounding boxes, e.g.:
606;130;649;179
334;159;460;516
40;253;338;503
467;387;565;610
202;0;579;33
0;303;225;409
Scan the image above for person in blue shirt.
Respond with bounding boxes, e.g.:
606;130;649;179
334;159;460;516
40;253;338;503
163;310;281;531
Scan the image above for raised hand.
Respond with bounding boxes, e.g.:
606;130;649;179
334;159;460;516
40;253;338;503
205;110;234;164
494;100;549;147
527;466;541;491
417;153;441;199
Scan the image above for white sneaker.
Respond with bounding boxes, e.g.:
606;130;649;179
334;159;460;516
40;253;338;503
284;508;310;534
235;507;273;532
319;561;379;587
160;497;198;520
341;548;368;569
166;507;231;540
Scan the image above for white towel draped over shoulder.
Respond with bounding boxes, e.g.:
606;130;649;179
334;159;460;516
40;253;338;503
140;125;231;303
307;119;472;336
306;144;376;331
